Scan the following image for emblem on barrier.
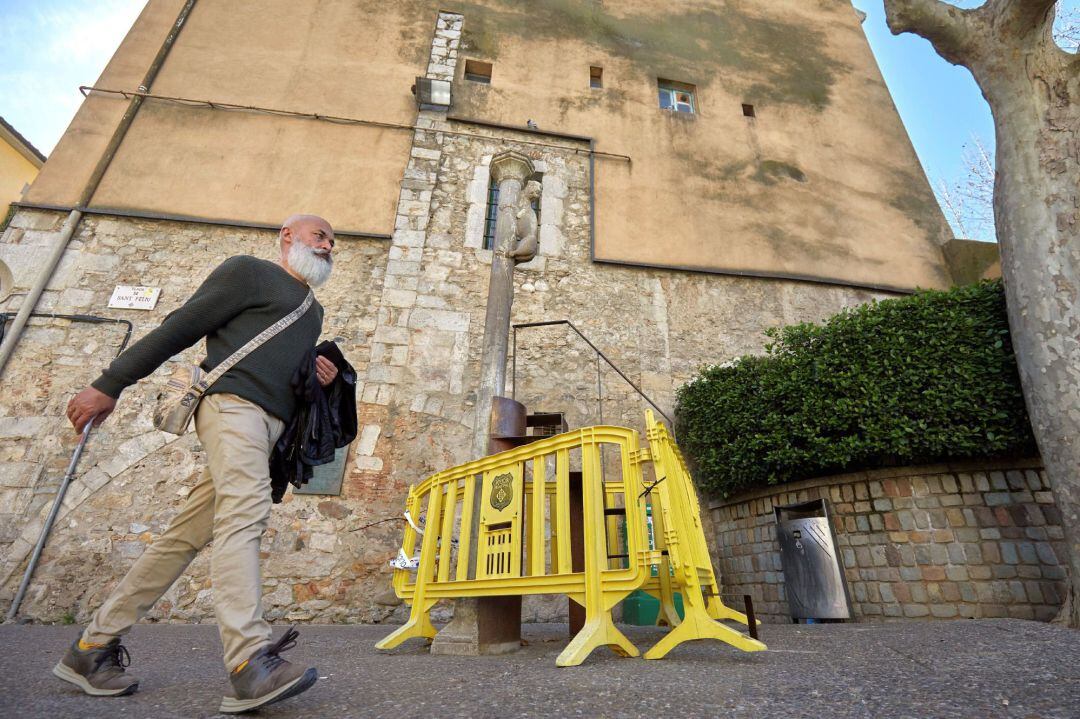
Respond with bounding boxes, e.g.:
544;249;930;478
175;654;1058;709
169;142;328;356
490;473;513;510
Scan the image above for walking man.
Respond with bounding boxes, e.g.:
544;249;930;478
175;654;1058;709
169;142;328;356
56;214;341;713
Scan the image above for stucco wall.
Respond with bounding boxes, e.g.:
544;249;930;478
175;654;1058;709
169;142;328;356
0;139;39;220
25;0;423;234
26;0;950;290
444;0;951;291
710;460;1066;624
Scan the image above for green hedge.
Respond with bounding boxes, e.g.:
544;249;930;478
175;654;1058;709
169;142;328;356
675;280;1036;498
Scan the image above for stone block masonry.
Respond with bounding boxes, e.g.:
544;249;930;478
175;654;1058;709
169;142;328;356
710;459;1066;623
0;210;393;626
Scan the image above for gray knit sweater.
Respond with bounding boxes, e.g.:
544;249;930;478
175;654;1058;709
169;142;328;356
92;256;324;422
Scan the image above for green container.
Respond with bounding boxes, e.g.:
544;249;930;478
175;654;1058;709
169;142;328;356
620;504;686;625
622;589;684;626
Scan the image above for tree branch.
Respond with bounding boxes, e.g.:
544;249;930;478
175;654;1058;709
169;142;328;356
1054;6;1080;51
883;0;979;66
991;0;1067;68
985;0;1058;34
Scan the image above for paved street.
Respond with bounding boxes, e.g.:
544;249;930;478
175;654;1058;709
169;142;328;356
1;619;1077;718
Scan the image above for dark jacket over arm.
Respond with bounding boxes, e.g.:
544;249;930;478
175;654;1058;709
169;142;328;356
269;340;357;503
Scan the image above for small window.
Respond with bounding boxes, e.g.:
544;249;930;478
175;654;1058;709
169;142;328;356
590;66;603;89
742;103;756;118
292;445;349;496
658;80;695;114
482;178;499;250
464;59;492;84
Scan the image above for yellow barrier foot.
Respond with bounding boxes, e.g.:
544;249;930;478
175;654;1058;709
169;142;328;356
556;616;640;667
375;609;438;650
643;609;766;660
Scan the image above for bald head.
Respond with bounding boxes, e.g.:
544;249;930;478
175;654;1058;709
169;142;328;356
281;214;333;240
278;213;335;287
279;214;333;252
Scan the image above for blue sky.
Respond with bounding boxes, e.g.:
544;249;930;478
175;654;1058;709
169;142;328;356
0;0;1074;242
853;2;995;192
0;0;145;155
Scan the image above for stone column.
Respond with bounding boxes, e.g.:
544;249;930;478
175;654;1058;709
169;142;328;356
470;150;534;457
429;151;534;656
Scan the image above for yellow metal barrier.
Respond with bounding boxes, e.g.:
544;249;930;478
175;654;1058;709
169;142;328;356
376;411;765;665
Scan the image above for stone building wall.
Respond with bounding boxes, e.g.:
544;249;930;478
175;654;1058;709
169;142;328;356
0;139;890;626
0;209;389;624
709;460;1067;624
0;10;913;628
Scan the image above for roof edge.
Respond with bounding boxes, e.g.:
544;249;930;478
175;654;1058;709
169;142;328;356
0;116;46;167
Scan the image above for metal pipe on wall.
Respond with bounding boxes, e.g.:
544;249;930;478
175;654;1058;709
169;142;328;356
0;210;82;378
0;312;134;356
10;201;391;241
0;0;199;380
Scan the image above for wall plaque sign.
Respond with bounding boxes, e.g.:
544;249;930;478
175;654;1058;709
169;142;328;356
108;285;161;310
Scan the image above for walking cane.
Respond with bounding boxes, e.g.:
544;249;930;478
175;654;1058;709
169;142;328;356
5;417;96;622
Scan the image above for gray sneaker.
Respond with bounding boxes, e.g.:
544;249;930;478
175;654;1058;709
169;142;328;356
219;627;317;714
52;636;139;696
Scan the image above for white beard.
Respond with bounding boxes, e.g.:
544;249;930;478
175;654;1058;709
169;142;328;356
287;242;333;287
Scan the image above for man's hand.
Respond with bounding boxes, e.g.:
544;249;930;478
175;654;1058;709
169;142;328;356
67;387;117;434
315;355;338;388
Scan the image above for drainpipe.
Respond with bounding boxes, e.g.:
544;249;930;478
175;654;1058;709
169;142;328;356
0;0;199;380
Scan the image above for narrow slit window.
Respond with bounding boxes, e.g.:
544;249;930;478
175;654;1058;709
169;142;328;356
590;66;603;89
482;177;499;250
464;59;492;84
658;80;695;114
293;445;349;496
742;103;756;118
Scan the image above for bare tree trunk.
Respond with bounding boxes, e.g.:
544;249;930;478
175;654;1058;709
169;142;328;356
885;0;1080;626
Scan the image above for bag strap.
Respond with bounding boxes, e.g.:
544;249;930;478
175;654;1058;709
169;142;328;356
193;290;315;395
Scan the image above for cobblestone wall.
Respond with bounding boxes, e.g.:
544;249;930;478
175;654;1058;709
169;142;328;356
709;460;1067;623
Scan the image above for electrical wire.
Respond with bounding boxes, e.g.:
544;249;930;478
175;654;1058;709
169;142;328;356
348;516;405;532
79;85;633;162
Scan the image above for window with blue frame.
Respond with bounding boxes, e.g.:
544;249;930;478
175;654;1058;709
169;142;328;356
658;80;695;114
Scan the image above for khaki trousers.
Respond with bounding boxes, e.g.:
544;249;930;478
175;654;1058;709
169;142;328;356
83;393;285;670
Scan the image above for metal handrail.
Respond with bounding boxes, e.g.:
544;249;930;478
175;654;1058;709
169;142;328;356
510;319;674;429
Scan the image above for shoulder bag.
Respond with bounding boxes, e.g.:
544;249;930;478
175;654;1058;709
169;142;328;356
153;290;314;435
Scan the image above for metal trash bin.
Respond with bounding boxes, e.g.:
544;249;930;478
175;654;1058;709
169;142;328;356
774;499;851;621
